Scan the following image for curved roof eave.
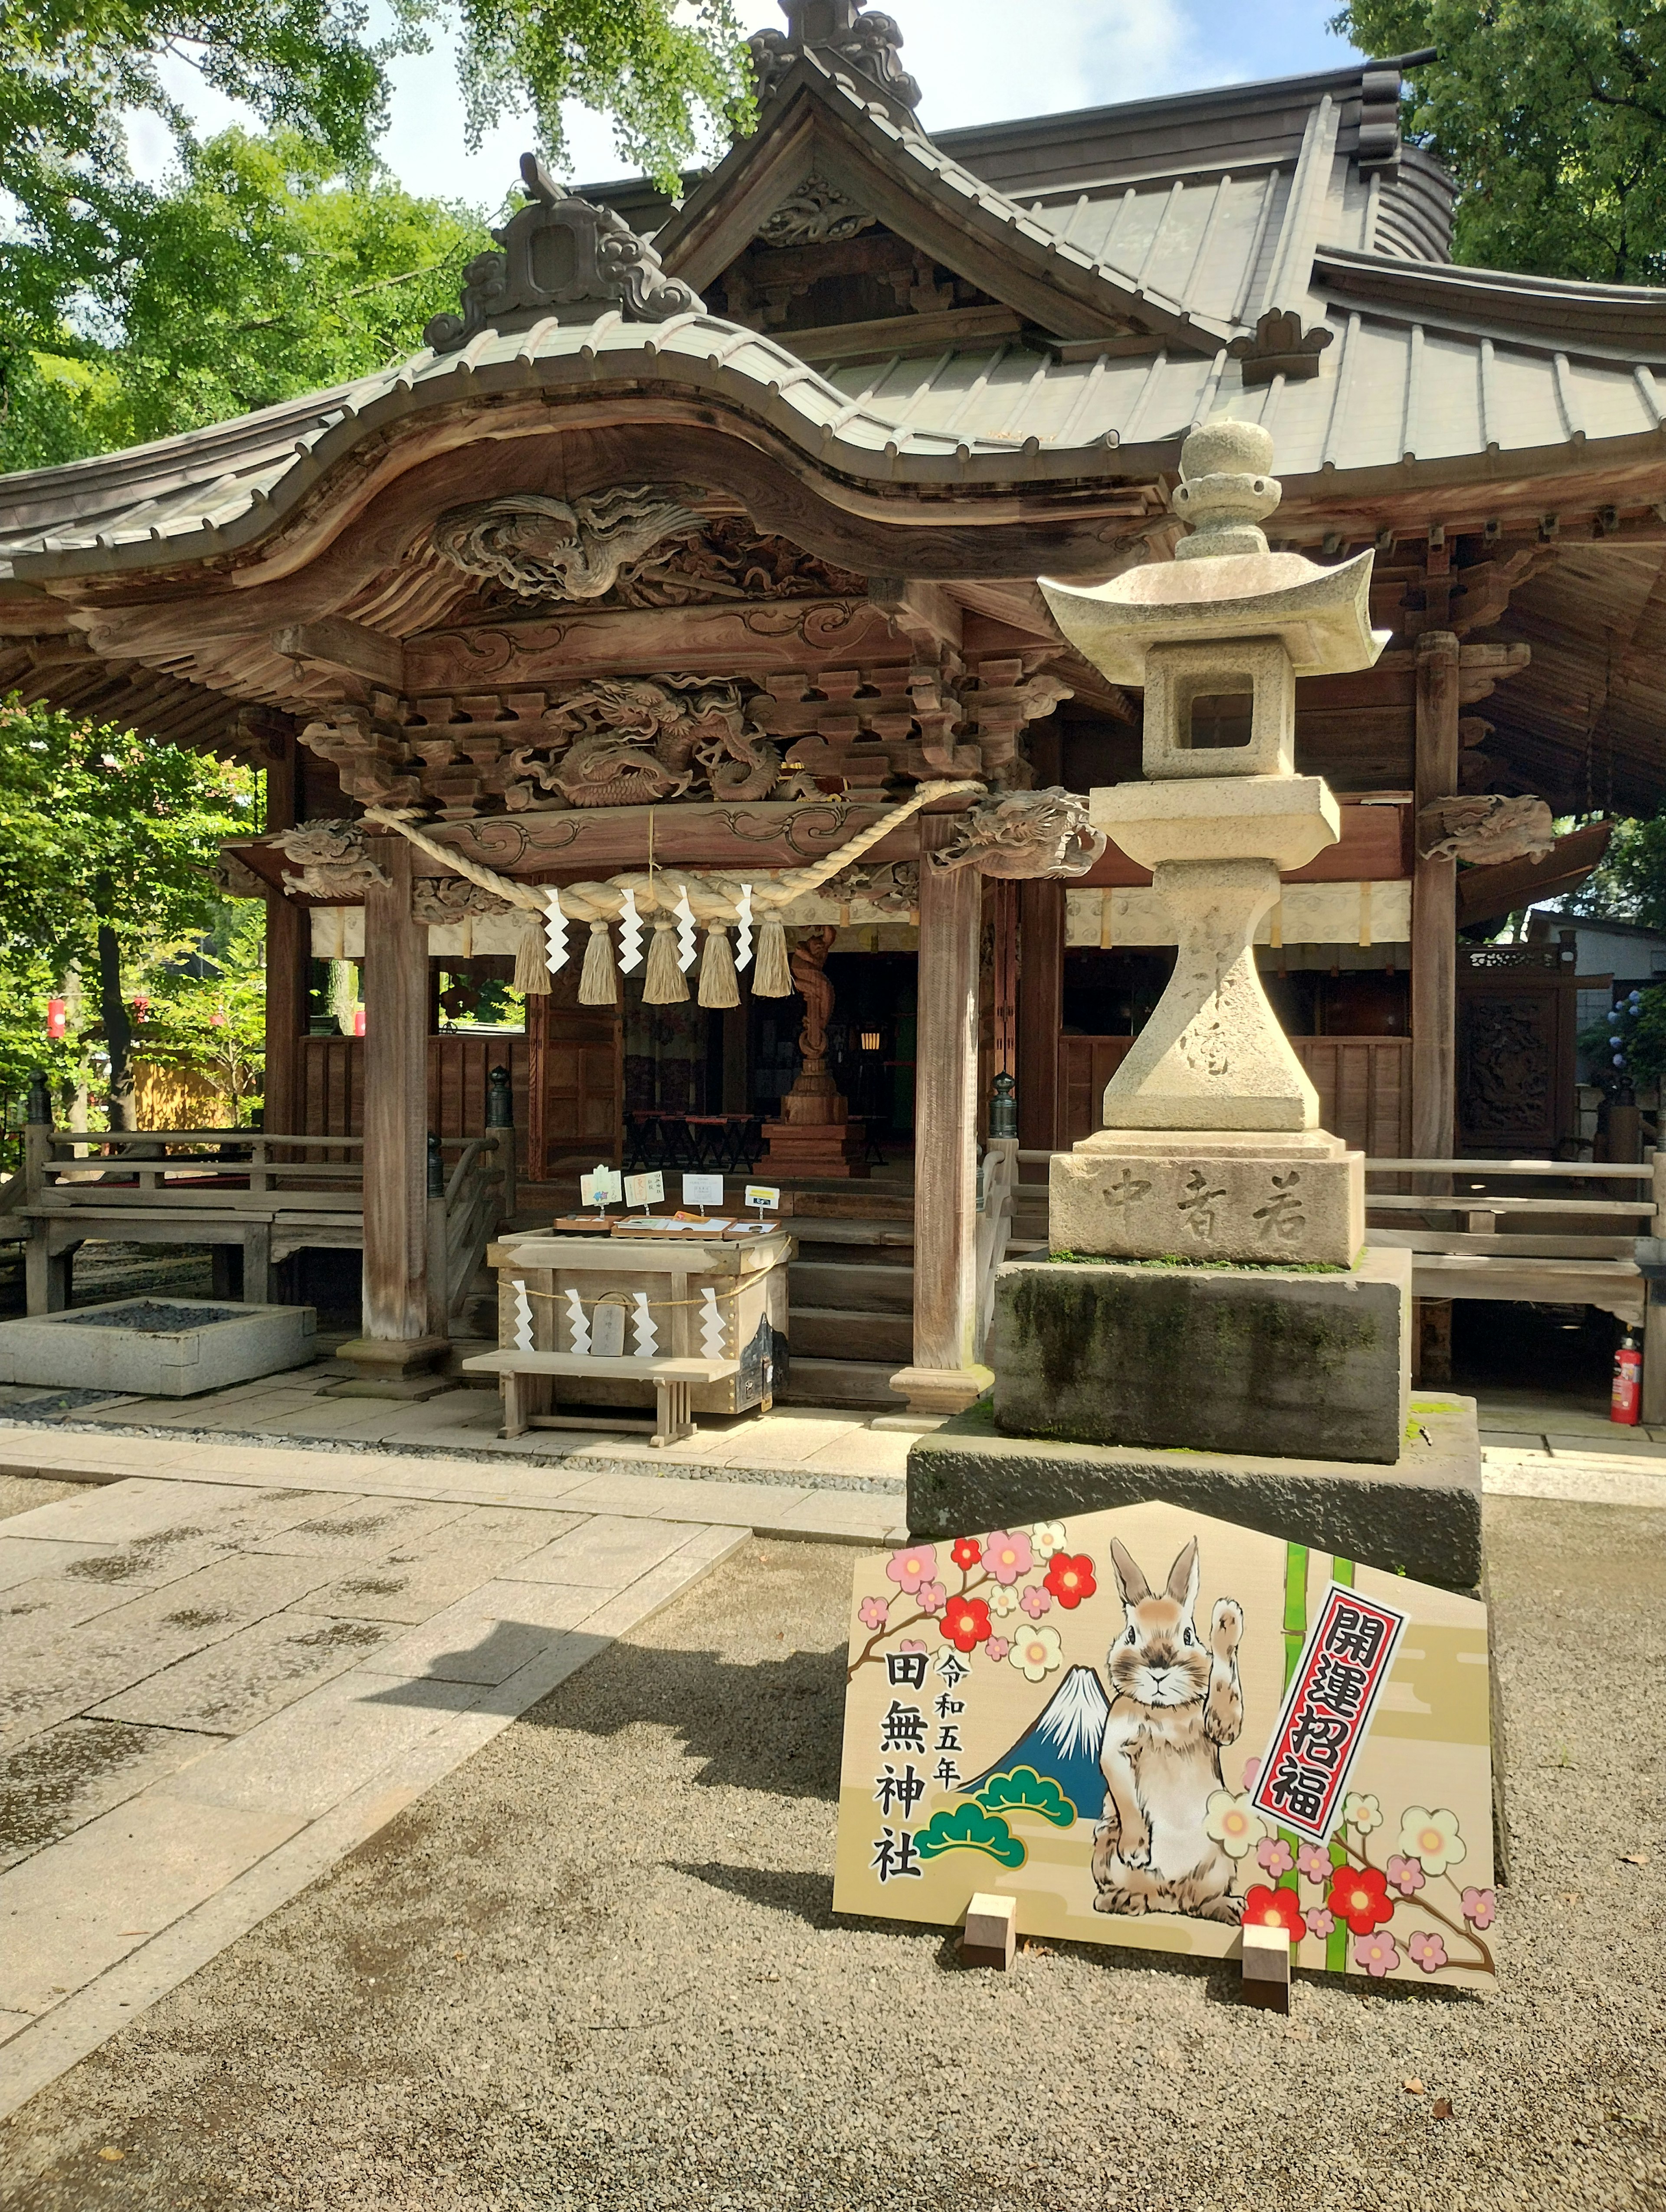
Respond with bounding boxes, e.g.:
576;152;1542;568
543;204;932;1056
0;313;1164;586
1315;244;1666;363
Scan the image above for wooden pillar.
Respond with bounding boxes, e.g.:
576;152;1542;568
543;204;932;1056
889;820;986;1417
262;731;308;1138
1017;879;1064;1152
1412;630;1460;1160
342;838;445;1375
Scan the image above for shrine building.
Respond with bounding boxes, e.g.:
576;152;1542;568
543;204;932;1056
5;2;1666;1414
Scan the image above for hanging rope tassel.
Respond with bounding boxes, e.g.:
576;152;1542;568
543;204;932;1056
578;919;617;1007
513;910;551;995
642;919;689;1005
752;914;794;996
697;924;740;1009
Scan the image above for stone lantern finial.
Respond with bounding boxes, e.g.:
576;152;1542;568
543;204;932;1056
1171;418;1282;561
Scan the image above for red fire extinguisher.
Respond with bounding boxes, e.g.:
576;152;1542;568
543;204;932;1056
1611;1330;1642;1425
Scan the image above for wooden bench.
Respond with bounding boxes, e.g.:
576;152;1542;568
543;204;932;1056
460;1347;741;1448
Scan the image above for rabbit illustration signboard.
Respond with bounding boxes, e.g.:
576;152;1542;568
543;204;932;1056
833;1501;1497;1993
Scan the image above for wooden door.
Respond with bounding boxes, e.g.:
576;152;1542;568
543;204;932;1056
1456;940;1580;1155
529;969;621;1178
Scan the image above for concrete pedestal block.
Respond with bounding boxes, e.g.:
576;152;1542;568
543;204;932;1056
906;1390;1482;1591
992;1247;1410;1465
0;1297;315;1397
1050;1129;1364;1266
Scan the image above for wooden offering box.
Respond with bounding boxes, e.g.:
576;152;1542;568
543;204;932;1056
485;1229;794;1423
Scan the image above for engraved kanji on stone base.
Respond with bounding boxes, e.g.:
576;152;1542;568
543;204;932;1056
1049;1131;1365;1266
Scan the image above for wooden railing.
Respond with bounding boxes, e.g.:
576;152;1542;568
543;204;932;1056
5;1122;511;1322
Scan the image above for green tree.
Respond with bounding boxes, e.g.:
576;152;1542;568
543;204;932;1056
1334;2;1666;281
3;130;490;466
2;0;751;365
0;699;256;1127
1565;807;1666;930
134;902;270;1123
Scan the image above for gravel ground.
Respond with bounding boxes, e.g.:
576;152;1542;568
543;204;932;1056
2;1494;1663;2212
0;1475;85;1521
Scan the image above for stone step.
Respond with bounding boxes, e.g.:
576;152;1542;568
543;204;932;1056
789;1260;916;1312
788;1306;913;1362
778;1355;899;1410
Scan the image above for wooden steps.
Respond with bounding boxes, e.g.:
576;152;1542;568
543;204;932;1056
780;1205;917;1411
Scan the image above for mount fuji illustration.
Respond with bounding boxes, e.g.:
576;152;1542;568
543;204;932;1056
963;1665;1112;1823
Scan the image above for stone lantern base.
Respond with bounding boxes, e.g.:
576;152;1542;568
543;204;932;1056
1049;1128;1365;1266
989;1246;1411;1466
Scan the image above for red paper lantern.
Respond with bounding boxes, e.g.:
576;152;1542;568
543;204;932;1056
46;998;66;1040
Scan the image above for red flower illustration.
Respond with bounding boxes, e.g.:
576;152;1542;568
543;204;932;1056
1043;1552;1097;1609
950;1537;982;1572
1328;1862;1395;1936
940;1595;992;1652
1241;1884;1305;1945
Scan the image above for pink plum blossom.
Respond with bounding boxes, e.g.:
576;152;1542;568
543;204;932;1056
886;1544;937;1595
1461;1886;1496;1929
898;1639;927;1654
1241;1756;1263;1792
1354;1930;1400;1979
1408;1930;1448;1973
1304;1906;1335;1940
915;1580;947;1617
1387;1853;1427;1897
1256;1837;1294;1878
1297;1842;1329;1883
857;1595;889;1632
1020;1584;1052;1619
981;1530;1033;1585
986;1637;1010;1663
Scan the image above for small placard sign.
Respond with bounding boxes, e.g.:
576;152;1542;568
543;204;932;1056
744;1184;781;1213
623;1170;665;1210
580;1165;623;1209
590;1300;627;1359
682;1173;725;1208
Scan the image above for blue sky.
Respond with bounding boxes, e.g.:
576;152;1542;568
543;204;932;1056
131;2;1364;207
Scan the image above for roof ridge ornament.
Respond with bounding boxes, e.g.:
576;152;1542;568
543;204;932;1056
1226;307;1334;388
423;153;703;354
749;0;922;114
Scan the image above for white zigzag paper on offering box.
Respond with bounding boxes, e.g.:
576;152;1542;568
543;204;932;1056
833;1501;1497;1993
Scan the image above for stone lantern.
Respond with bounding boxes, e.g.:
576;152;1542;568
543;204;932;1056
954;419;1419;1470
1038;418;1390;1268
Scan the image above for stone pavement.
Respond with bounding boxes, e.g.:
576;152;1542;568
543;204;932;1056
0;1422;907;2124
1;1373;1660;2133
0;1353;922;1483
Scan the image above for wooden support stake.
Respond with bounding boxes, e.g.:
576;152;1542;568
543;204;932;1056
893;818;985;1416
1412;631;1460;1164
1240;1923;1292;2012
1017;879;1064;1152
261;730;308;1144
357;838;438;1359
961;1891;1017;1970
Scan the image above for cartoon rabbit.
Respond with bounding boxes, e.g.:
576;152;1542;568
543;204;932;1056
1090;1536;1245;1923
